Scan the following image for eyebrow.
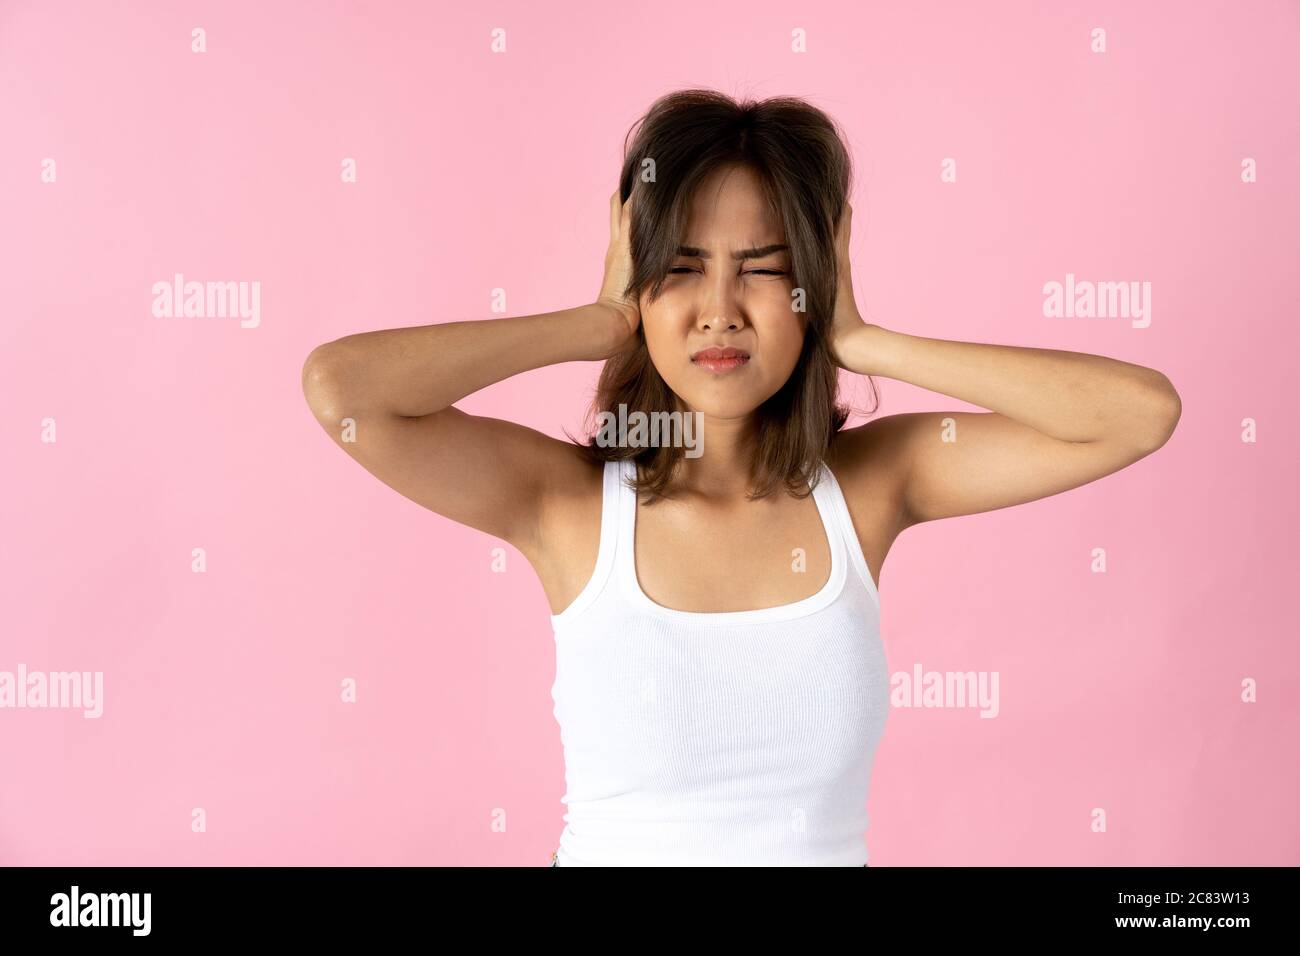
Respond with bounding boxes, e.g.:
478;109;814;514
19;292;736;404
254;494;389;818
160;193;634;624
676;243;789;261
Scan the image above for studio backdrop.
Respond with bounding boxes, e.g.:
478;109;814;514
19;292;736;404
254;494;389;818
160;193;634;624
1;0;1296;866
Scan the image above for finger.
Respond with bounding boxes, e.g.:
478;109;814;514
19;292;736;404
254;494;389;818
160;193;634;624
610;189;622;241
620;184;636;238
619;204;632;246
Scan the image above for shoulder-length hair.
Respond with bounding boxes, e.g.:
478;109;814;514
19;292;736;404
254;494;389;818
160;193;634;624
580;89;878;501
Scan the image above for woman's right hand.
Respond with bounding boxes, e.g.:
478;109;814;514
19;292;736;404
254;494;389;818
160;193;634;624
594;186;642;355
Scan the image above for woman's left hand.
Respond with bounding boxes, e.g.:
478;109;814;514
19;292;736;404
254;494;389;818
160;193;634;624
828;202;875;372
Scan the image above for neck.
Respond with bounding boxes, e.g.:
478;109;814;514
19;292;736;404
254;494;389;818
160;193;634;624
664;413;759;498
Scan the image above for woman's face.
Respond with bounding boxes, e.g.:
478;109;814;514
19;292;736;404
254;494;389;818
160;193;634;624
639;163;806;420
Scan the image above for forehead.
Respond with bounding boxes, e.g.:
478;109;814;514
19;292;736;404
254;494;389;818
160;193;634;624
681;164;783;243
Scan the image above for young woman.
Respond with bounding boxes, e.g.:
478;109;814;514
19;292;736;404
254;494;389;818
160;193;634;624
301;90;1181;867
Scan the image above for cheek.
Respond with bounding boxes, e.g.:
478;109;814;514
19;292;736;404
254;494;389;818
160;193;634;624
638;304;693;387
757;307;808;367
639;301;680;358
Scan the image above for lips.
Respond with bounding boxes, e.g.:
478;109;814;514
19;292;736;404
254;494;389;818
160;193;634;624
690;346;750;373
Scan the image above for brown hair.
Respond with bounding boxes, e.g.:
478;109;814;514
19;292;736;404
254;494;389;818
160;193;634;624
580;89;878;501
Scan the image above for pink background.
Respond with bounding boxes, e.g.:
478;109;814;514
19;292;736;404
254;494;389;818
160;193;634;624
2;0;1297;866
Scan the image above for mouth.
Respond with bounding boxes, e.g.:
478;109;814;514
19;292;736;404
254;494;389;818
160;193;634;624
690;346;751;374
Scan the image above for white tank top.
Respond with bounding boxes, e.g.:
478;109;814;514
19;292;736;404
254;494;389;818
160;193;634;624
549;456;890;866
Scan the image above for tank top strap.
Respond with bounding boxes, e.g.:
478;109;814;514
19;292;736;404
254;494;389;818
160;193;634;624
611;457;639;587
812;461;882;610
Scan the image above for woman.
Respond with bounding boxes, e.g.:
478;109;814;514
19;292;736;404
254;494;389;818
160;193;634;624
301;90;1181;867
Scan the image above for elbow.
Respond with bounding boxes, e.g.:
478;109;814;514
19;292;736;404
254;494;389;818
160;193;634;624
1134;373;1182;453
301;345;354;427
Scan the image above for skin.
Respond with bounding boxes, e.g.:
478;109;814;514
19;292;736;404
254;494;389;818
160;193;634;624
300;163;1181;616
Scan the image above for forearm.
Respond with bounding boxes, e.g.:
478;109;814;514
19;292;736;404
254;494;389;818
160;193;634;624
304;303;624;418
840;324;1181;447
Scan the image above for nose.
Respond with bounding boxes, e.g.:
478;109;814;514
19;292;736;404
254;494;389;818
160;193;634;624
696;272;747;333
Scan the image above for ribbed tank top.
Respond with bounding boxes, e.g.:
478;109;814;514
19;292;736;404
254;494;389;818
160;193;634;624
549;457;890;866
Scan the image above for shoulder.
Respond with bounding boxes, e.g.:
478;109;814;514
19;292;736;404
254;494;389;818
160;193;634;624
825;413;915;481
519;444;610;611
531;442;607;552
824;413;923;539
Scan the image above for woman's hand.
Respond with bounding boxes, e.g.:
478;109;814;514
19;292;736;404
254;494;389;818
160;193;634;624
828;201;877;373
594;186;642;356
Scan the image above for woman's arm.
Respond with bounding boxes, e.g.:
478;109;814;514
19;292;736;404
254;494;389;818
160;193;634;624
828;203;1182;527
300;190;641;554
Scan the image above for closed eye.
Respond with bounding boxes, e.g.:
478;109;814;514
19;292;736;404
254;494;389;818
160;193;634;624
668;267;787;276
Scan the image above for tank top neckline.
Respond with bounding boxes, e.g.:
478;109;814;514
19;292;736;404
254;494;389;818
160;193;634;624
550;456;881;629
627;456;853;625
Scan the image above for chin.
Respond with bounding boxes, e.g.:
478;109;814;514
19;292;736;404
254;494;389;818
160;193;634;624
674;386;770;420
